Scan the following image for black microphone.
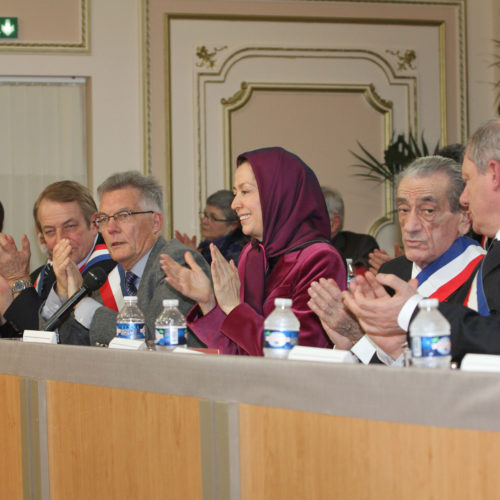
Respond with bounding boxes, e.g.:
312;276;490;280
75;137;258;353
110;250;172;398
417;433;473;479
44;267;108;331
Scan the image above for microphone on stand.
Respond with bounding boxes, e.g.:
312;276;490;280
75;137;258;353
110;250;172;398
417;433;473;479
44;267;108;331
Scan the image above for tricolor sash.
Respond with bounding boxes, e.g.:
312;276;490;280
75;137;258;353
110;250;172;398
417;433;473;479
416;236;486;307
79;242;111;273
97;265;123;312
463;258;490;316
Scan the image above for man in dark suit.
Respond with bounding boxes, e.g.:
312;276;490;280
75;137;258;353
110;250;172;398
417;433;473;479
49;171;210;346
342;118;500;364
309;155;482;363
321;187;379;272
0;181;115;337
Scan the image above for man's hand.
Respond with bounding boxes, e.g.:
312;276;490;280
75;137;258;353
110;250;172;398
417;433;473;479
52;239;74;300
307;278;363;349
368;244;404;274
342;273;418;359
0;234;31;286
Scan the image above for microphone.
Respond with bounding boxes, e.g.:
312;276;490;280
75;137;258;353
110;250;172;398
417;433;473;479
44;267;108;331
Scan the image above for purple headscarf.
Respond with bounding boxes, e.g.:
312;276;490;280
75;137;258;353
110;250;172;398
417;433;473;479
236;147;331;314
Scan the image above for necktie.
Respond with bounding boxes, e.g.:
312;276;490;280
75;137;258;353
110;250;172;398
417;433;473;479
125;271;138;296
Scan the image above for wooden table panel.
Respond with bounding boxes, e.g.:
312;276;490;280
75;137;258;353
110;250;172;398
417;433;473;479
0;374;23;500
46;381;202;500
239;404;500;500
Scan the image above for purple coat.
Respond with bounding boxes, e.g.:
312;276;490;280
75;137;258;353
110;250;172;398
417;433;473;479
187;241;346;355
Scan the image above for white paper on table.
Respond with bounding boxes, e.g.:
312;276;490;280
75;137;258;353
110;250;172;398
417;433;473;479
23;330;58;344
461;354;500;372
108;337;147;350
288;345;359;364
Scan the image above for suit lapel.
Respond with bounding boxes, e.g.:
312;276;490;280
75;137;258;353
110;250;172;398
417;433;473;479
482;240;500;278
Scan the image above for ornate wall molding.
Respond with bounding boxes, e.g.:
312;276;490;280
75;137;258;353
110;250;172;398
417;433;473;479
153;4;466;240
0;0;89;52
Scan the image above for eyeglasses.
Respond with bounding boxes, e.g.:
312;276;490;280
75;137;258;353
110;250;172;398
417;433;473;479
199;211;236;223
94;210;154;228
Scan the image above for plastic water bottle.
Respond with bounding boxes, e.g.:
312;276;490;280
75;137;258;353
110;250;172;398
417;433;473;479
346;258;355;287
116;296;145;339
263;298;300;359
409;298;451;369
154;299;187;349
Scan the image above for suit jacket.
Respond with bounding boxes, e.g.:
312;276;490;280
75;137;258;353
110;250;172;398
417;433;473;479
0;264;54;337
2;234;114;336
187;242;345;355
370;250;482;364
379;256;412;282
56;236;210;346
437;241;500;362
332;230;379;268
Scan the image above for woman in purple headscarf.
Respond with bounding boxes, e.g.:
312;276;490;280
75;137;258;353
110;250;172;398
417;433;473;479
160;147;346;355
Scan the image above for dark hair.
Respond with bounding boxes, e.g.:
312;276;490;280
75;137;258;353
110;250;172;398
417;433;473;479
396;156;464;212
206;190;238;223
33;181;97;231
0;200;4;232
436;143;466;164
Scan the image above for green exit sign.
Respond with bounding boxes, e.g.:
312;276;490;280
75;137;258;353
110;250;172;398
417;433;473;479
0;17;18;39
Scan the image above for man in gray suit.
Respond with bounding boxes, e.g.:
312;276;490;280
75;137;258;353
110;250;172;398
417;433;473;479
51;171;210;346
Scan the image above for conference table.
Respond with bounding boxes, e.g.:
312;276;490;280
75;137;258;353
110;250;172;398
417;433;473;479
1;339;500;499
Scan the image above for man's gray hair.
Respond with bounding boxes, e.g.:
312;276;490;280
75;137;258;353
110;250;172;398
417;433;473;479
396;156;464;213
467;118;500;174
206;190;238;223
97;170;163;212
321;187;344;230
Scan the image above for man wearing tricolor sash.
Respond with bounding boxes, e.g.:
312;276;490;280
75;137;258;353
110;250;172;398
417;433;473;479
49;171;210;346
308;155;484;364
341;118;500;364
0;181;115;336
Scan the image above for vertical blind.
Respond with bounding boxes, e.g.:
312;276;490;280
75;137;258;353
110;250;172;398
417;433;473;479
0;77;87;270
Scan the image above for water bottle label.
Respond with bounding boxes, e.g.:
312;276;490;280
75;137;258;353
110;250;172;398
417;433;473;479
155;326;186;346
116;322;145;339
411;335;451;358
264;329;299;350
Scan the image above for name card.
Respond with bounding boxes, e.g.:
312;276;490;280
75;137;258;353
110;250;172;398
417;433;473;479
461;354;500;372
288;345;359;364
23;330;58;344
108;337;147;350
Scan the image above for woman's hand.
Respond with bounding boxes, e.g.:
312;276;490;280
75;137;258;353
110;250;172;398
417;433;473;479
174;231;198;251
160;251;215;314
210;244;241;315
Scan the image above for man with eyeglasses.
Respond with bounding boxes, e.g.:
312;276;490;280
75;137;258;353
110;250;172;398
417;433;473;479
0;181;115;336
49;170;210;346
175;189;249;265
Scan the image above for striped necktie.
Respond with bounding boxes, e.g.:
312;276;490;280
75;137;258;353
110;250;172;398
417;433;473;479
125;271;138;296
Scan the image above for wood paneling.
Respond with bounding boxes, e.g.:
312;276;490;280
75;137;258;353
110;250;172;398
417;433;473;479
0;374;23;500
46;381;202;500
239;404;500;500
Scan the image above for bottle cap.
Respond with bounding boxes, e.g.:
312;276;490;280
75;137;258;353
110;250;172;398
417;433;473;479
274;298;292;307
163;299;179;307
418;298;439;309
346;258;353;266
124;296;138;302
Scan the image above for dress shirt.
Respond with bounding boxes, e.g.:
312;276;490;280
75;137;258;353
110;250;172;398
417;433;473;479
74;248;152;329
397;230;500;331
